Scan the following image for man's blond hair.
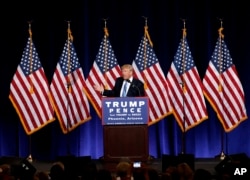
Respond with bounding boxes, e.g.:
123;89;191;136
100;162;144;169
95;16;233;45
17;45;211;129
121;64;133;72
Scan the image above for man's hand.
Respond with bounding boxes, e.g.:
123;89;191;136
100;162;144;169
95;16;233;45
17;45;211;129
93;84;104;93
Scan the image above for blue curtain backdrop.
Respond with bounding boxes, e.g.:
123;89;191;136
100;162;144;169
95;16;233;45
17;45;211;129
1;0;250;161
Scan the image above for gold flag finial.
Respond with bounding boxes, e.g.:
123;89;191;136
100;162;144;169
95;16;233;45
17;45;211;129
67;21;73;41
218;27;224;39
181;19;187;38
103;18;109;37
218;18;224;39
143;17;153;47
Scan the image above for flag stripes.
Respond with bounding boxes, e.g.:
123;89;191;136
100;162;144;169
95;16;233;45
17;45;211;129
84;32;121;118
203;36;247;132
166;36;208;131
133;35;172;125
50;39;91;134
9;38;55;135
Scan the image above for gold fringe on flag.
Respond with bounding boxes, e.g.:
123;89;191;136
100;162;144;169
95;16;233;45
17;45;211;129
181;26;187;93
142;25;153;90
28;28;32;37
144;83;148;90
218;27;224;39
28;23;34;94
182;28;187;38
218;84;222;92
66;22;73;94
29;81;34;94
218;26;224;92
104;27;109;37
144;25;153;47
67;26;74;42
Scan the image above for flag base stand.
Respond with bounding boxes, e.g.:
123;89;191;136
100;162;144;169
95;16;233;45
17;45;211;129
27;154;33;163
215;151;226;160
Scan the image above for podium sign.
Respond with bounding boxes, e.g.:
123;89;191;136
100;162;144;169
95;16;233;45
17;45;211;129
102;97;149;125
102;97;149;162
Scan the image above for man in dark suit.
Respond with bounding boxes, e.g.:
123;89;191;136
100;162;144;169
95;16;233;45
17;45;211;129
93;64;145;97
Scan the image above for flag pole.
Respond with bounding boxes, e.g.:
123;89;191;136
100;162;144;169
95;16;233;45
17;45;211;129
142;17;154;160
142;16;153;89
180;19;187;155
65;20;73;155
215;19;226;160
27;21;33;163
103;18;109;89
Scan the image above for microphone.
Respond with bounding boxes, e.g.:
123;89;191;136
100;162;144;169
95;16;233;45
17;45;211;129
126;79;141;96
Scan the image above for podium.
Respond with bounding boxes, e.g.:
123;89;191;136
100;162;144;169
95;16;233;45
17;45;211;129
102;97;149;162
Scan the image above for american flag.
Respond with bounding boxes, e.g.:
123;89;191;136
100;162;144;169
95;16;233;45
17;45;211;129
203;33;247;132
132;29;172;125
166;34;208;132
50;37;91;134
9;37;55;135
83;28;121;118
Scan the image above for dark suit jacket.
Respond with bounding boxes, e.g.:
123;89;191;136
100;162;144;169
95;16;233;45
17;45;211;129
103;77;145;97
